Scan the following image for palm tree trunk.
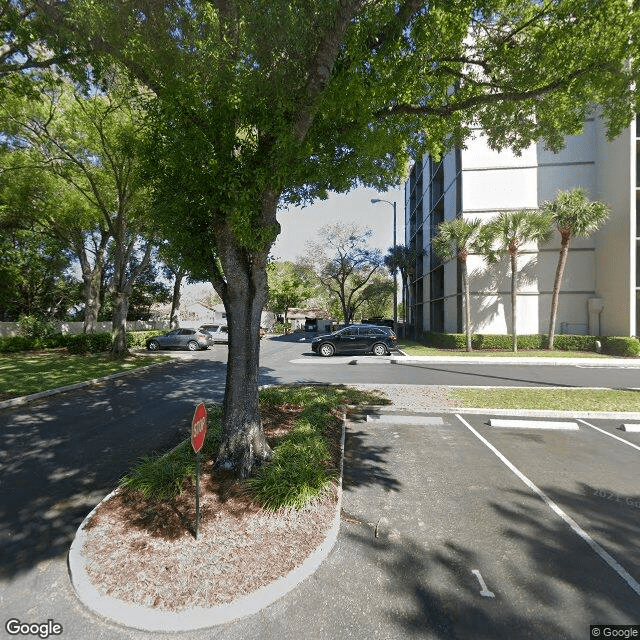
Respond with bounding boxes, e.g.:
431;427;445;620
510;250;518;353
548;234;570;349
461;259;472;351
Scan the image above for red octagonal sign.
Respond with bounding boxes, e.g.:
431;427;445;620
191;402;207;453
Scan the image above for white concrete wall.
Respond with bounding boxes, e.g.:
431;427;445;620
594;119;634;336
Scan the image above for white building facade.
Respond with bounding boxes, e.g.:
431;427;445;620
404;115;640;338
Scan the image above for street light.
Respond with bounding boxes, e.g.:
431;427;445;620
371;198;397;337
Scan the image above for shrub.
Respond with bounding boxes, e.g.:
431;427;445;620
127;330;157;348
17;315;61;348
273;322;291;334
0;336;33;353
552;334;599;352
64;332;113;354
601;336;640;357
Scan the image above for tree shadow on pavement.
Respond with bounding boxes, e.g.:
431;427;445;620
0;359;281;579
338;480;640;639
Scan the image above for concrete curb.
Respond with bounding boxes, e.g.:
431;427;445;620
67;415;347;632
0;357;180;410
390;355;640;368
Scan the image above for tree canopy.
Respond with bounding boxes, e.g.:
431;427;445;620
5;0;640;474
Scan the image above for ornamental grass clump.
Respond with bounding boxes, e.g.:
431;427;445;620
246;417;335;512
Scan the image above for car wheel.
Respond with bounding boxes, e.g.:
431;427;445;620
319;343;335;357
372;343;388;356
147;340;160;351
187;340;199;351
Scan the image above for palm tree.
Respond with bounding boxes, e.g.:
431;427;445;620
384;244;422;336
485;210;553;352
541;189;610;349
432;218;485;351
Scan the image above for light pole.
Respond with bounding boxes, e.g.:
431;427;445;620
371;198;397;337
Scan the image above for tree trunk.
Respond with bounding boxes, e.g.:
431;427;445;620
83;269;102;334
548;233;571;349
169;270;185;329
111;292;130;355
213;227;272;478
510;250;518;353
461;259;472;352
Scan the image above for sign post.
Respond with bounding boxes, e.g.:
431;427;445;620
191;402;207;540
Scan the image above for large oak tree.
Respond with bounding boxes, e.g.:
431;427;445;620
22;0;640;476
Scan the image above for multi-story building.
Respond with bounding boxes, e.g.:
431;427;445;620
404;115;640;338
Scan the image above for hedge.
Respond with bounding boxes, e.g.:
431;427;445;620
0;329;160;354
418;332;640;357
64;332;113;354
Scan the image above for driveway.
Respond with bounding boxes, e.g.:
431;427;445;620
1;339;639;639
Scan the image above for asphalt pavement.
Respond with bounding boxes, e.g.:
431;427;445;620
2;338;640;639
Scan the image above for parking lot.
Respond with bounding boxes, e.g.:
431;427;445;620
338;410;640;639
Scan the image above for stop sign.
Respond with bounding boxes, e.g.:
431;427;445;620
191;402;207;453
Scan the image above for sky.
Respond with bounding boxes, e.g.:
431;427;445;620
183;183;406;300
271;185;406;263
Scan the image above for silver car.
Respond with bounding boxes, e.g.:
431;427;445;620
198;324;229;343
146;328;211;351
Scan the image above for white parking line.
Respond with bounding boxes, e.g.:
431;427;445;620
455;414;640;598
471;570;495;598
577;419;640;452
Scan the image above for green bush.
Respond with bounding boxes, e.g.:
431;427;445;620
64;332;113;354
273;322;291;334
17;315;59;345
0;336;33;353
127;330;157;348
418;332;636;354
552;334;599;352
601;336;640;357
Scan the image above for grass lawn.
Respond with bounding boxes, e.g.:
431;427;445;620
398;340;610;358
450;387;640;412
0;351;172;400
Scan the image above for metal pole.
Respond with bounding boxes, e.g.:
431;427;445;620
392;201;398;338
195;452;201;540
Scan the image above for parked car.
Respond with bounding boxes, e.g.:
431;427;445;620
146;328;211;351
200;325;266;342
311;324;397;357
199;324;229;343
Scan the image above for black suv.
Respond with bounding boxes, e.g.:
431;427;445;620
311;324;397;357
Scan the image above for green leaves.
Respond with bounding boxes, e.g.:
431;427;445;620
541;188;611;238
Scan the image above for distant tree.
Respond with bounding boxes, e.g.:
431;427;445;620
31;0;640;476
432;218;486;351
485;210;553;352
384;244;422;332
358;272;394;321
0;71;156;354
541;189;611;349
0;226;79;321
304;223;383;325
266;261;315;326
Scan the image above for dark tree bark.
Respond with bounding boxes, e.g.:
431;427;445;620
211;224;273;477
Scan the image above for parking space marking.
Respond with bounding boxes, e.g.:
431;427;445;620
455;413;640;598
577;419;640;452
471;570;495;598
366;415;445;425
489;418;579;430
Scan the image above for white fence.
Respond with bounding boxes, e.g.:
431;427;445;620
0;320;168;337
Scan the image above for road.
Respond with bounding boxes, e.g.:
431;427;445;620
1;336;639;639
